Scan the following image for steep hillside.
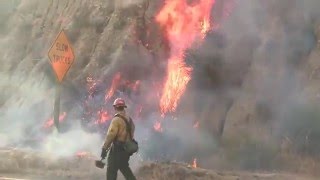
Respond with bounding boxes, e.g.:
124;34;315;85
1;0;320;178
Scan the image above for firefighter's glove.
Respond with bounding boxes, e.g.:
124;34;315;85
100;148;107;159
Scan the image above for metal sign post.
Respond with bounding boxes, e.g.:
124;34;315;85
53;82;61;131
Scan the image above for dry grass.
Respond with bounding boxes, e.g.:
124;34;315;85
136;162;317;180
0;148;105;179
278;152;320;177
0;148;318;180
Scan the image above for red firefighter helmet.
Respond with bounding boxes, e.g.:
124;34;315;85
113;98;127;108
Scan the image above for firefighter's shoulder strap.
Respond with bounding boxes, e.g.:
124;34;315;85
114;114;133;140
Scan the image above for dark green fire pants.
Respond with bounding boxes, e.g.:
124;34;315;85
107;143;136;180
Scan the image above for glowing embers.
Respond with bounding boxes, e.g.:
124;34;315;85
192;158;197;168
105;72;140;102
84;72;142;126
153;121;163;132
44;112;67;128
94;110;112;124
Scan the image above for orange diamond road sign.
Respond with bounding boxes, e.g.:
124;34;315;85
48;30;75;82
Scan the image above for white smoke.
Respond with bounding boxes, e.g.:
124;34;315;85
41;123;102;157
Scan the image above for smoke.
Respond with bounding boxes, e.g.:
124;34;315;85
0;74;50;144
167;0;320;170
41;123;101;157
0;70;106;159
189;0;317;131
0;0;101;160
137;114;218;162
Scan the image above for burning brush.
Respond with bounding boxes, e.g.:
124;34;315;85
41;0;237;169
156;0;215;116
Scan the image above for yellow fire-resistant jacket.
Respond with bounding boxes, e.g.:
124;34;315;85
102;110;135;150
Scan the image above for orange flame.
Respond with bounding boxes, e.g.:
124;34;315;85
154;121;163;132
76;151;89;158
105;72;141;102
192;158;197;168
76;151;95;159
105;72;122;101
124;80;141;91
95;110;112;124
156;0;215;115
44;112;67;128
86;76;101;98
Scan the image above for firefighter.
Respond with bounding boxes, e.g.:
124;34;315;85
100;98;136;180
